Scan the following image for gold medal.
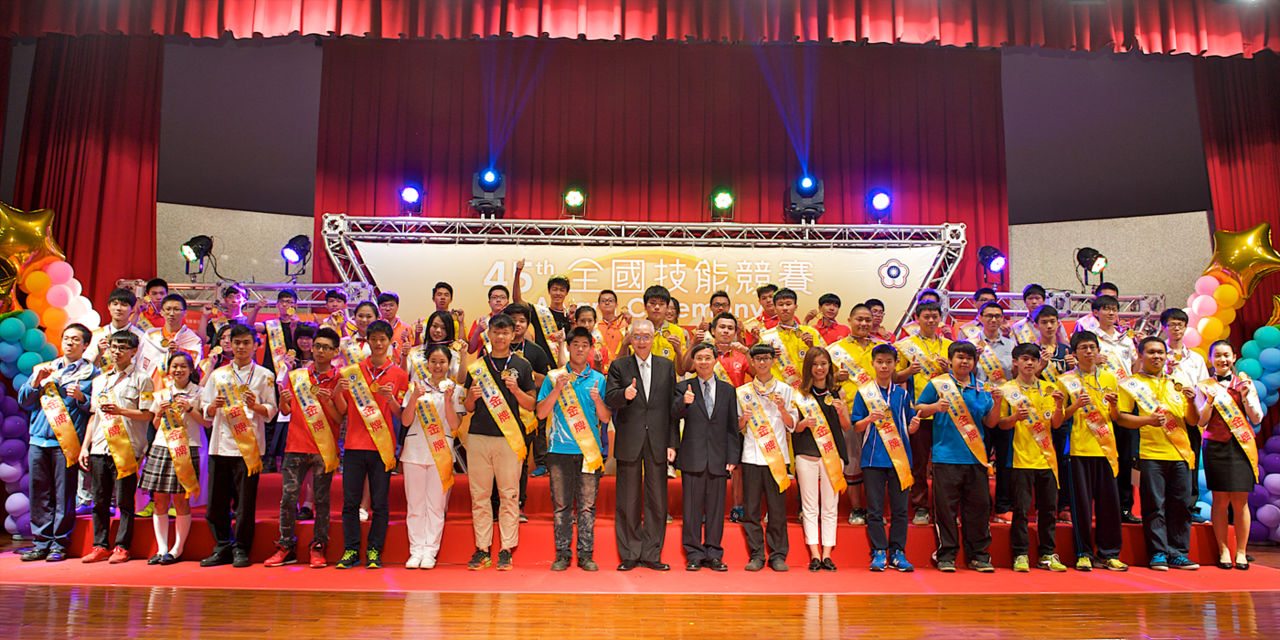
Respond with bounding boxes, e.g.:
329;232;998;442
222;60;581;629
238;384;250;395
210;346;223;356
97;394;110;406
1174;381;1184;392
161;338;171;347
287;349;297;357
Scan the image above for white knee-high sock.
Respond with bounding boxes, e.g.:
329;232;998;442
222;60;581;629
152;514;170;556
171;513;192;558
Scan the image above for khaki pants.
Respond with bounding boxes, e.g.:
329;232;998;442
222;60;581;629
467;434;522;550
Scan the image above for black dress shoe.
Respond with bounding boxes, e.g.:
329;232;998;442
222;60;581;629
148;554;164;565
617;560;638;571
686;561;702;571
160;554;179;565
642;561;670;571
705;558;729;572
232;550;252;568
1120;511;1141;525
46;551;66;562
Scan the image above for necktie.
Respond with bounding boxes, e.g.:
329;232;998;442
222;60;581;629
703;379;714;414
639;360;650;395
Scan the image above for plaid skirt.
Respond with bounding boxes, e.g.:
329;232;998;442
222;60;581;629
139;442;201;494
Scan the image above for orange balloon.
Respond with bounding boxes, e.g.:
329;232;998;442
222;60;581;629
1198;316;1224;342
41;306;67;330
1215;307;1236;326
44;325;63;347
22;270;51;295
26;295;49;315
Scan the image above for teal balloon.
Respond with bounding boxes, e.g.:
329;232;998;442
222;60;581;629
19;328;45;352
1238;358;1265;380
1242;340;1263;361
15;351;41;376
1256;325;1280;349
0;319;23;343
17;310;39;330
38;343;57;361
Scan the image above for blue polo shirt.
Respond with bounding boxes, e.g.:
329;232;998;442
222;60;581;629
917;373;994;465
537;366;608;456
850;382;915;468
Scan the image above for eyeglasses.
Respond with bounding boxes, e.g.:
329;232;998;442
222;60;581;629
631;335;653;342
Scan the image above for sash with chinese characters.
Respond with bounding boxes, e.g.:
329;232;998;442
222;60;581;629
340;338;368;367
1102;350;1131;381
712;360;732;384
1059;372;1119;476
1012;318;1037;344
509;344;539;434
534;304;563;367
287;368;340;473
35;363;80;465
829;341;874;387
93;327;120;370
340;363;398;471
654;322;684;363
761;326;803;386
903;321;921;337
265;319;289;365
154;382;200;497
930;376;989;467
412;382;456;493
1198;375;1259;481
737;383;790;492
1118;375;1195;465
1039;349;1063;384
958;322;984;345
467;360;527;460
857;380;913;489
100;386;139;479
793;393;847;494
1000;381;1059;487
895;336;946;378
550;369;604;473
211;366;263;474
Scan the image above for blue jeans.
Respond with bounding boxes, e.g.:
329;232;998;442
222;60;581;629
28;444;78;552
547;452;601;558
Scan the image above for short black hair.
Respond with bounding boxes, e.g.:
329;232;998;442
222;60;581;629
313;326;340;347
160;293;187;310
277;288;298;302
354;301;378;317
487;284;509;299
689;342;714;359
377;292;400;306
566;326;594;345
865;298;885;310
599;289;617;302
978;301;1003;316
848;303;871;318
63;323;92;343
973;287;996;301
1091;295;1120;312
1094;282;1119;296
948;341;978;359
433;282;454;297
222;283;247;299
1070;331;1098;352
1011;343;1041;360
913;301;942;319
1033;304;1059;322
756;284;778;298
1022;284;1047;300
488;313;516;332
294;322;318;341
1138;336;1167;353
425;344;454;363
144;278;168;294
643;285;671;305
709;290;731;305
367;320;393;340
547;275;571;291
818;293;841;307
711;312;737;330
871;344;897;360
502;302;530;322
1160;308;1189;326
228;323;257;343
917;288;941;303
574;305;597;322
325;288;347;302
749;343;776;358
772;288;797;304
107;288;137;307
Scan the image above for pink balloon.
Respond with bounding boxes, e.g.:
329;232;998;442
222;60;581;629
1187;293;1198;308
67;279;82;297
1192;295;1218;318
43;260;73;285
1183;327;1202;349
1195;275;1221;296
44;284;73;308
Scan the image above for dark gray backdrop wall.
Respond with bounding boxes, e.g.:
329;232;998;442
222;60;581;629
157;35;321;216
1001;47;1212;225
0;40;35;203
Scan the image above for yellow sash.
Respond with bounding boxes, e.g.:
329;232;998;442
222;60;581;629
1012;319;1037;344
35;364;81;465
340;338;367;366
468;360;527;460
958;322;984;344
412;383;456;493
931;375;989;467
737;383;791;492
974;339;1007;384
761;326;805;386
1000;381;1059;487
100;387;139;479
287;368;340;473
1102;348;1132;381
793;393;847;494
1059;372;1119;476
829;341;874;387
265;319;289;364
896;336;945;378
211;366;263;474
903;321;921;337
534;304;563;367
857;380;913;489
154;382;201;497
339;363;398;471
1118;375;1195;465
1199;375;1259;482
93;327;120;370
550;368;605;473
712;360;732;385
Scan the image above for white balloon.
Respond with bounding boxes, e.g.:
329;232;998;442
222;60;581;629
68;279;82;297
64;297;89;318
77;311;101;330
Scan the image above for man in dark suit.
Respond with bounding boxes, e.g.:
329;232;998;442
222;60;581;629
669;342;741;571
606;315;677;571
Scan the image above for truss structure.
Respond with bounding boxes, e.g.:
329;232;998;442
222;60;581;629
942;291;1166;336
115;279;375;311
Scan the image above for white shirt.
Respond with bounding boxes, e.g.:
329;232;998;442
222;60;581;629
148;381;204;447
85;322;150;372
86;366;154;457
400;379;464;466
1194;374;1265;424
1096;326;1137;375
1166;345;1210;390
736;378;798;466
200;361;278;457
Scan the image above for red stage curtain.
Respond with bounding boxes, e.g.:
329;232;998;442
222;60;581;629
14;34;162;307
3;0;1278;57
314;38;1007;290
0;38;10;171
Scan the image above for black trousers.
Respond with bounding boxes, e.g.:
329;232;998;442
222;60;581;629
1138;458;1192;559
1186;424;1202;510
1010;467;1057;557
89;454;137;550
342;449;391;551
614;439;668;564
864;466;909;553
1053;427;1070;511
680;469;728;562
1068;456;1122;560
206;454;259;555
1115;428;1140;512
931;462;991;564
741;462;789;562
985;426;1013;513
908;419;933;511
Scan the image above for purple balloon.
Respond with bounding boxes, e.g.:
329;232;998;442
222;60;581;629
1264;454;1280;476
1267;436;1280;455
0;396;18;417
1250;522;1271;543
1258;504;1280;529
1;416;25;439
0;462;20;483
4;492;28;517
1266;474;1280;497
17;471;28;493
14;512;29;537
0;438;24;464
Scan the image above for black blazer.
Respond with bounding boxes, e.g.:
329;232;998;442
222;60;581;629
605;354;677;463
671;377;741;477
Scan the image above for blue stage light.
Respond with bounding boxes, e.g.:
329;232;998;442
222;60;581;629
870;190;891;212
400;186;421;205
797;176;817;196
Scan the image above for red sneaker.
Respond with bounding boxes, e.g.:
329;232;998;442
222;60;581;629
81;547;111;563
264;545;297;567
108;547;131;564
309;543;327;569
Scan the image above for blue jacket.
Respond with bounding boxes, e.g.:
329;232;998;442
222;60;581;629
850;382;915;468
17;358;97;448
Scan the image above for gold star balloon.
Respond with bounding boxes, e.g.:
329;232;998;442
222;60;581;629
1267;294;1280;327
1202;223;1280;298
0;201;66;313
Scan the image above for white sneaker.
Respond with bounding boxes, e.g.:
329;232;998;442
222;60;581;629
359;507;370;522
421;557;437;570
405;555;422;569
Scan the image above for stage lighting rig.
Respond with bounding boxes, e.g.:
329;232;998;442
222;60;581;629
785;175;824;222
470;169;507;217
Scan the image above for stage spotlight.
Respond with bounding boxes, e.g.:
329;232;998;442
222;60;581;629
786;176;824;222
978;246;1007;273
1076;247;1107;274
400;185;423;215
710;187;734;221
180;235;213;263
281;235;311;265
470;170;507;217
867;189;892;221
563;187;586;218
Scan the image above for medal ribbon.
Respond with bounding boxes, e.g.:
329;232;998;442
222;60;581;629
467;360;528;460
737;385;791;492
288;368;340;473
212;366;263;474
1000;381;1060;487
793;393;847;494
